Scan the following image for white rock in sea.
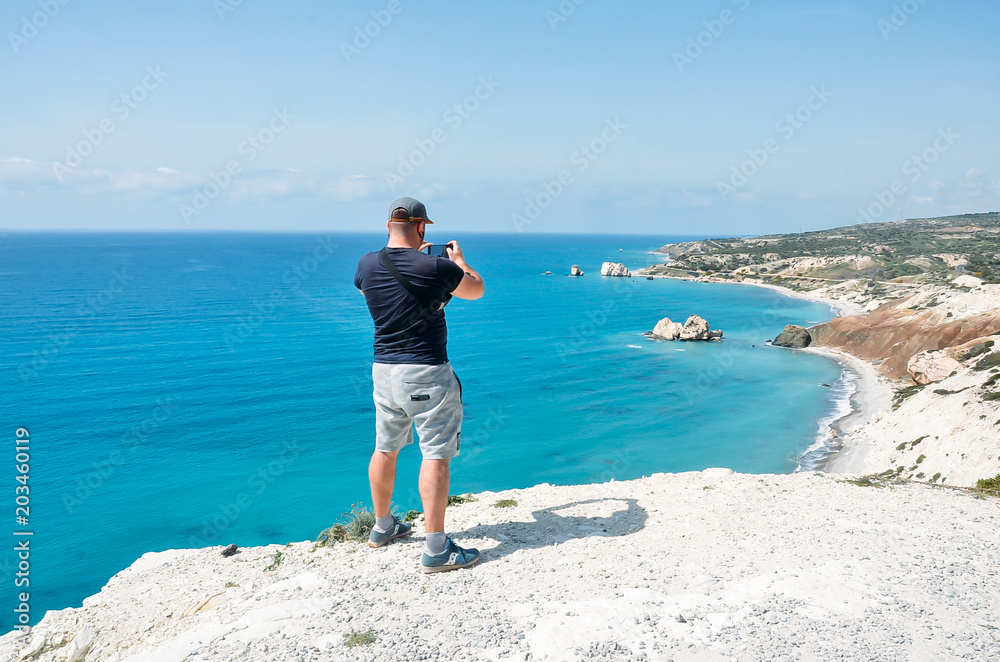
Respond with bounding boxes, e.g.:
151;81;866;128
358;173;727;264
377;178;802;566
570;264;584;276
650;315;723;341
906;350;962;385
600;261;630;277
651;317;683;340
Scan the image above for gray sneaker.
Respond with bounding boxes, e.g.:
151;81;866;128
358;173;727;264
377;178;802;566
420;537;481;574
368;516;412;548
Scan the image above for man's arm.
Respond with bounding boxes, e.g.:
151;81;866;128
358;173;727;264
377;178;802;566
446;241;484;300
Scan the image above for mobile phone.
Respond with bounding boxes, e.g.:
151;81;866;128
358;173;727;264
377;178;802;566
426;244;450;256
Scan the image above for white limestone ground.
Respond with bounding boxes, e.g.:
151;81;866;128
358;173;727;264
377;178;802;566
825;361;1000;487
3;470;1000;661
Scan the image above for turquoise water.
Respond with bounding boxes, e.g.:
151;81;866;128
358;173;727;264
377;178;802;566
0;232;843;628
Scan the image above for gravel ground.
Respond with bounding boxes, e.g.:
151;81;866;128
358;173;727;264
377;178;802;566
3;469;999;661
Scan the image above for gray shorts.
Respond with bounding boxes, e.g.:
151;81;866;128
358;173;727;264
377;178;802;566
372;363;463;460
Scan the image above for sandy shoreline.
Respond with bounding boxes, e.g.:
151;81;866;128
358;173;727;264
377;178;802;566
641;270;890;475
720;281;894;475
797;346;894;474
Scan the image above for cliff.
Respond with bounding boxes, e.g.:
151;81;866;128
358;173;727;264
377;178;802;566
808;295;1000;378
644;213;1000;487
3;471;999;661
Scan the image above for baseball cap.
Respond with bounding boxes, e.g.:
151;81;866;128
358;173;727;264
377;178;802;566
388;196;433;224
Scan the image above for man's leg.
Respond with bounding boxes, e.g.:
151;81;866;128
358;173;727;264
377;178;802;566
419;458;450;534
369;449;400;519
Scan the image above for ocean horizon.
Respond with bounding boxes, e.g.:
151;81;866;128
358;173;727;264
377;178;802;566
1;232;845;628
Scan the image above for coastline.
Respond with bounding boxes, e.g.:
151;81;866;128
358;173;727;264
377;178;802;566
796;345;894;474
640;271;865;318
641;271;888;475
642;268;1000;487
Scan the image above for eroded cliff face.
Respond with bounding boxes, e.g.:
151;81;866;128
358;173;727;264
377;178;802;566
808;300;1000;379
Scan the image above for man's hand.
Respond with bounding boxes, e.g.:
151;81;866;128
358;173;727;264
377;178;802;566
447;241;484;300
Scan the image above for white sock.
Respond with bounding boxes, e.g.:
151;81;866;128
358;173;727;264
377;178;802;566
373;514;395;533
424;531;448;555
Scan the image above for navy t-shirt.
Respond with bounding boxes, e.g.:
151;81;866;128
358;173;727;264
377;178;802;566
354;248;466;364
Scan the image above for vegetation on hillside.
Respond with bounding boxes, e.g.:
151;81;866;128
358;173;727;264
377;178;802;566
647;212;1000;287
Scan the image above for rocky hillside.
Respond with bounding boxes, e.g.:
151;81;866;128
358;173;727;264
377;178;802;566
642;212;1000;488
808;290;1000;379
647;212;1000;288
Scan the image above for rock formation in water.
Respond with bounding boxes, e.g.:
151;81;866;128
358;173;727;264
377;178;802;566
648;315;722;341
600;262;630;277
570;265;584;276
772;325;812;348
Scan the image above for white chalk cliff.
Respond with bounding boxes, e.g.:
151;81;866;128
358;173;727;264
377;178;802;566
3;471;999;661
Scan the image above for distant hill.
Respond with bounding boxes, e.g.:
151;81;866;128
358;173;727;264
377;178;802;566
648;212;1000;285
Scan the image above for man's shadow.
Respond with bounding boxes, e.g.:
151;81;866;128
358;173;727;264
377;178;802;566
457;498;647;563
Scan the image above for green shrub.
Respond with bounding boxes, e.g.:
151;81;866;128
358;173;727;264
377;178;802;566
493;499;518;508
315;524;347;547
343;629;377;647
447;493;478;506
984;392;1000;401
342;505;376;541
402;509;421;523
264;550;283;572
974;351;1000;371
846;474;905;488
934;387;970;396
893;383;925;409
975;475;1000;496
315;503;377;546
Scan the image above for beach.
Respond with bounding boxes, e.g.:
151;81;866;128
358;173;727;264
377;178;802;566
638;261;1000;486
640;270;892;476
799;346;894;474
4;469;999;661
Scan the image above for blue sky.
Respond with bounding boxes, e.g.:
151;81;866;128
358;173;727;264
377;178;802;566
1;0;997;235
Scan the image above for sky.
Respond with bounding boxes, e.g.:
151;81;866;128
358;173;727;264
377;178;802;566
1;0;998;236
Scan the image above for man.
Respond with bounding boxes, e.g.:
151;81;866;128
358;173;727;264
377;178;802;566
354;196;485;573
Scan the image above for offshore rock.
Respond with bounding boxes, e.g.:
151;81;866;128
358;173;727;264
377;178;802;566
773;325;812;348
649;315;722;341
679;315;711;341
601;262;631;277
651;317;683;340
570;265;584;276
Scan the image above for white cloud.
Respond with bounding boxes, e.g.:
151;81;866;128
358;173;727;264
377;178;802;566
0;156;382;204
418;183;448;200
325;174;375;201
677;190;713;208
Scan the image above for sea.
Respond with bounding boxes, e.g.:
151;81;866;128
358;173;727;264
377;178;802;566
0;232;848;629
